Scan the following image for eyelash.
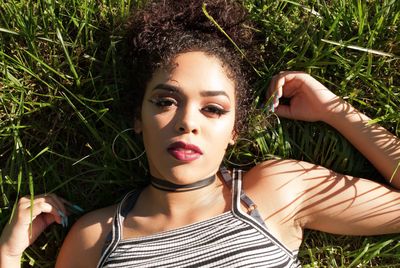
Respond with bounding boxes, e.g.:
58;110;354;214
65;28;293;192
202;106;229;116
149;98;177;107
149;98;229;117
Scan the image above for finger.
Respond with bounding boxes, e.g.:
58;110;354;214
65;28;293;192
18;197;65;226
18;195;34;206
18;194;72;228
275;73;285;96
30;202;61;223
274;104;293;119
268;72;302;108
45;193;68;216
273;77;285;108
276;72;308;98
267;74;284;95
28;206;64;243
59;197;85;214
32;199;62;220
266;74;278;100
265;74;282;112
43;195;71;227
19;194;67;216
280;72;330;98
278;71;308;84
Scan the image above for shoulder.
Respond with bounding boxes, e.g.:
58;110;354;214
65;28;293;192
242;159;309;202
242;158;364;225
244;158;322;189
244;158;332;188
242;159;334;221
55;204;117;268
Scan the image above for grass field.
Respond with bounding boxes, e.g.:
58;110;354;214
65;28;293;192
1;0;400;266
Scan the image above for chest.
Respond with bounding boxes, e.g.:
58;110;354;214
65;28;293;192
103;212;298;267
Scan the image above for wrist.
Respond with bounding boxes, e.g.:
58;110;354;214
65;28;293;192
322;98;359;127
0;244;23;261
0;251;21;268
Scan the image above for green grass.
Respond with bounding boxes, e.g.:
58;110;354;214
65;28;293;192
1;0;399;267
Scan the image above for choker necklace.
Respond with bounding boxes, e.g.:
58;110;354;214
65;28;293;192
150;174;216;192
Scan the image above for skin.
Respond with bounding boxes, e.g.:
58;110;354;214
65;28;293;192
137;51;236;184
1;52;400;268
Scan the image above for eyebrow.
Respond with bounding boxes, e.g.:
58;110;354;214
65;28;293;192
152;83;230;100
153;83;179;93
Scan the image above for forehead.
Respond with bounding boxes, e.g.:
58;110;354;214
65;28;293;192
146;51;236;99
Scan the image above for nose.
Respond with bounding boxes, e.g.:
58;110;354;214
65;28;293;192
174;105;199;135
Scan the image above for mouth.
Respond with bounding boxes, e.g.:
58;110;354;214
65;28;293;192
167;141;203;162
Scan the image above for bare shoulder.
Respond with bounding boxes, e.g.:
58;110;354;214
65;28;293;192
243;159;337;206
244;159;323;188
55;204;117;268
243;159;317;212
241;159;334;249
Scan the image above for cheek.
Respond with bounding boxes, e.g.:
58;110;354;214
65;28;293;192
145;115;174;137
141;104;172;131
208;115;235;144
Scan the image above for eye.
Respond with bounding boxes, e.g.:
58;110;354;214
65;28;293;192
202;105;229;117
149;97;178;108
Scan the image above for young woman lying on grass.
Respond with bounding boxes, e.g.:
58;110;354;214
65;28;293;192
1;0;400;267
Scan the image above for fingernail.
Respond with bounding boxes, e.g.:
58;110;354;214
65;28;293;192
274;91;279;102
267;102;274;112
58;210;67;228
58;210;66;218
59;212;65;227
266;102;273;112
277;87;283;98
70;204;84;213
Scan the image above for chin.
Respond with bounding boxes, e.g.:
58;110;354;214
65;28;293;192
169;164;219;181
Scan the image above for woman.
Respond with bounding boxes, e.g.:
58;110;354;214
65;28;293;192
1;0;400;267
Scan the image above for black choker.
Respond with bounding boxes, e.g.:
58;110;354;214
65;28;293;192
150;174;216;192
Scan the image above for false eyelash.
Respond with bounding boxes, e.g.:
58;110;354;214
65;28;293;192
203;106;229;116
148;98;177;107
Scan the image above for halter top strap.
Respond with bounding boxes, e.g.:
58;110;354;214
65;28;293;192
220;166;267;228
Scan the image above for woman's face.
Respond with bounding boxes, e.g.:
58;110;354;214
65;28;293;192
137;51;236;183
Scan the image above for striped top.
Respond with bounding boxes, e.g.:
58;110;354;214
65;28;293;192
97;168;300;267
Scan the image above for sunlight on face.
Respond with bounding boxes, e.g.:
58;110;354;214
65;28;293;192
137;51;236;183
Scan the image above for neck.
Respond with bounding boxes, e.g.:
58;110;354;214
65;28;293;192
150;174;216;192
144;173;228;216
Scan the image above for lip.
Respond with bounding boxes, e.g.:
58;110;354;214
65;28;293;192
167;141;203;162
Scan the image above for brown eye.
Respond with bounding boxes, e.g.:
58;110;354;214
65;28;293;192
149;98;177;107
202;105;229;116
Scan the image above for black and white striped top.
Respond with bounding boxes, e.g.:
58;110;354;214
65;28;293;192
97;168;300;267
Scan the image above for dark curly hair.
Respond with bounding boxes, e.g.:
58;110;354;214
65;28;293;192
124;0;261;134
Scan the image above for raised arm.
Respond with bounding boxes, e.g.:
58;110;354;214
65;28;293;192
268;71;400;187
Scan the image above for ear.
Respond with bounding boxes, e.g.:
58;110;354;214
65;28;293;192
229;131;237;145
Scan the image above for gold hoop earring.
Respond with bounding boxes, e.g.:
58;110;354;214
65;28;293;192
224;138;259;167
112;128;146;162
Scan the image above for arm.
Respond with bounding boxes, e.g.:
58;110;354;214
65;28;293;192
55;205;115;268
324;100;400;185
259;72;400;239
0;194;67;268
269;71;400;186
248;159;400;240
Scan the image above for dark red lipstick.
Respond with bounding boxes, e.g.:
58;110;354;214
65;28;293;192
167;141;203;162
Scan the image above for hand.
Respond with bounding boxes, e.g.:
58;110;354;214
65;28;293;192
0;194;68;258
267;71;341;122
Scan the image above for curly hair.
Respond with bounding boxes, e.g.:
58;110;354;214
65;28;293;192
123;0;261;134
